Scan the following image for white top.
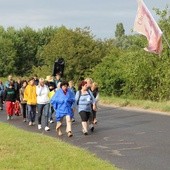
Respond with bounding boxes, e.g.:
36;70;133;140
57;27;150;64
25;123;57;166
36;85;50;104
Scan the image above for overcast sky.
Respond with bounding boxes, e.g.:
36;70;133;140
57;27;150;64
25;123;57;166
0;0;169;39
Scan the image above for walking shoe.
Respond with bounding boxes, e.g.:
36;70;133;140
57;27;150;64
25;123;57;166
89;124;94;132
38;124;42;130
23;118;27;122
45;126;50;131
29;122;32;126
10;116;13;120
7;115;10;120
32;122;35;126
50;120;54;124
67;131;73;137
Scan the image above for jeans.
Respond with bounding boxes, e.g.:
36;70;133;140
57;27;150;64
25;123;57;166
21;103;27;119
0;96;3;109
27;105;36;123
37;103;50;127
49;104;54;121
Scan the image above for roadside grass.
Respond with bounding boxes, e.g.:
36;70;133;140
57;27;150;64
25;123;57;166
100;95;170;113
0;123;117;170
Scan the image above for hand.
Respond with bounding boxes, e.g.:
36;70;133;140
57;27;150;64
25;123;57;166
93;104;97;111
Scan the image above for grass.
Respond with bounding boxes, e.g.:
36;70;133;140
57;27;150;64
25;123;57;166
100;95;170;113
0;123;117;170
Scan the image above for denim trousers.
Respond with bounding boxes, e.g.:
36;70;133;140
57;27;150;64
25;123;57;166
27;105;36;123
49;104;54;121
37;103;50;127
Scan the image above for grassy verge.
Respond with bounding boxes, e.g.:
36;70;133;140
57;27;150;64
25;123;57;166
0;123;117;170
100;95;170;113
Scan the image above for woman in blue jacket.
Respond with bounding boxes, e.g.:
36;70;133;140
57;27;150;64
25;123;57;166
51;81;75;137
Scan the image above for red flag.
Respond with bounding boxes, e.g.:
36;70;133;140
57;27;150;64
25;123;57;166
134;0;163;54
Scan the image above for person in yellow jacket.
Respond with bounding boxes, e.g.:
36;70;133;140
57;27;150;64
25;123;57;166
24;77;37;126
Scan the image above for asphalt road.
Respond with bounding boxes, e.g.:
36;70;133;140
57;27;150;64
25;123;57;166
0;105;170;170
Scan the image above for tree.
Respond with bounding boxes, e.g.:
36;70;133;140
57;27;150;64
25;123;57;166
36;26;107;81
0;36;16;76
115;23;125;38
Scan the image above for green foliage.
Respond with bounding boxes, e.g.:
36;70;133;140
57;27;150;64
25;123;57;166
0;123;117;170
115;23;125;38
38;26;107;81
0;6;169;102
91;48;125;96
0;36;16;76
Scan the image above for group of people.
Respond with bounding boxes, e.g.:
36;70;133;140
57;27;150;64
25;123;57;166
0;74;99;137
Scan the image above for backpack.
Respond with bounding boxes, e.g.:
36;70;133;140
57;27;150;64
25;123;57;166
77;90;93;105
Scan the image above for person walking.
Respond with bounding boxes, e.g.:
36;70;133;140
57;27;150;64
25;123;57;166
84;77;95;131
3;81;17;120
45;75;56;123
0;80;4;110
36;78;50;131
24;77;37;126
91;82;99;124
20;80;28;122
68;80;76;122
51;81;75;137
75;80;96;135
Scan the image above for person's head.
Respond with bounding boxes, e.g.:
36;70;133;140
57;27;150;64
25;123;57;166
60;81;69;92
78;80;88;91
9;81;14;88
34;74;38;80
91;82;98;91
8;75;13;81
22;80;28;88
28;77;35;86
84;78;93;88
39;78;45;87
55;73;61;80
17;77;21;84
68;80;74;88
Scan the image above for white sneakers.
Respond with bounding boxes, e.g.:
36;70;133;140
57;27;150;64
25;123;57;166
38;125;50;131
29;122;32;126
45;126;50;131
38;124;42;130
49;120;54;124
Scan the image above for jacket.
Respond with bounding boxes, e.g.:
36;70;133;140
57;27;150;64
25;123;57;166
24;84;37;105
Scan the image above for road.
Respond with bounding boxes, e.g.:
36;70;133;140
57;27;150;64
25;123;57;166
0;105;170;170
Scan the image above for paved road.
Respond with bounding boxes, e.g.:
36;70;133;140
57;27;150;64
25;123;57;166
0;105;170;170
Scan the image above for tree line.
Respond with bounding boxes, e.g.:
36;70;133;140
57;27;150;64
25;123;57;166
0;8;170;101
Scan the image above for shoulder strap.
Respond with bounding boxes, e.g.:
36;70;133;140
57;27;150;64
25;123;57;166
77;90;81;105
87;89;93;99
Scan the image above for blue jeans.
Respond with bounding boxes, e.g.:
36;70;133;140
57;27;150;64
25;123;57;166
37;103;50;126
49;104;54;121
27;105;36;123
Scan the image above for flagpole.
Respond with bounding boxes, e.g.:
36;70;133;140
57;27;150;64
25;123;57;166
162;33;170;49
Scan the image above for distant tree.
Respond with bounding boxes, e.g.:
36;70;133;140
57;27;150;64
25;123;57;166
115;23;125;38
0;36;16;76
36;26;107;81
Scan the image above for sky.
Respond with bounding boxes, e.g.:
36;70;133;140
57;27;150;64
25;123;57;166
0;0;169;39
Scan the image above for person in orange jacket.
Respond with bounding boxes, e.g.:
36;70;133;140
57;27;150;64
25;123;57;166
24;77;37;126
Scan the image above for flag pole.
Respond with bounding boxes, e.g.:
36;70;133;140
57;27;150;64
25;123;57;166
162;33;170;49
